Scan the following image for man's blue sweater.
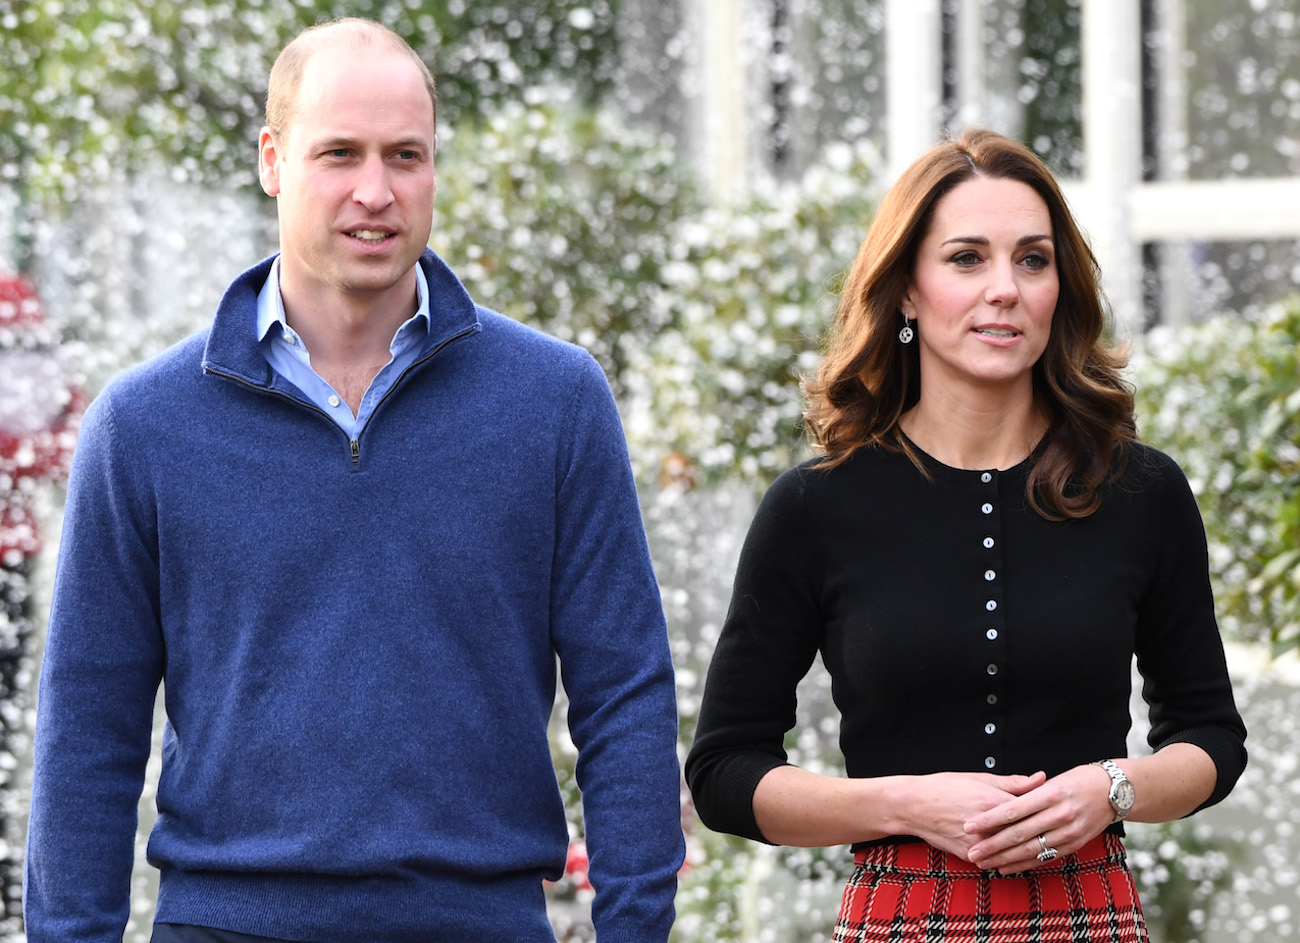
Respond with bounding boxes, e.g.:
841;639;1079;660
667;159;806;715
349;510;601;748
25;250;684;942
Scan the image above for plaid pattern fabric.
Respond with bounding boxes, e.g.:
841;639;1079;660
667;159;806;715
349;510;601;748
833;833;1149;943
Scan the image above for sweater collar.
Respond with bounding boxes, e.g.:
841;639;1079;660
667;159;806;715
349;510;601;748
202;248;481;389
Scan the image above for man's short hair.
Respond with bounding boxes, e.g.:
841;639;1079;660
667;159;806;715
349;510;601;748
265;18;437;142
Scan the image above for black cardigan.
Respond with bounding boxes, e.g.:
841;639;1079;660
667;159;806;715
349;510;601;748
685;440;1248;846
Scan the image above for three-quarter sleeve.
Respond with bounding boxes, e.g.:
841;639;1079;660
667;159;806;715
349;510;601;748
1134;450;1247;811
685;466;826;842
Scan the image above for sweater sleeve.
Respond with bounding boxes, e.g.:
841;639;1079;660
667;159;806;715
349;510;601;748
1134;449;1247;811
24;390;165;942
684;466;824;843
548;357;685;943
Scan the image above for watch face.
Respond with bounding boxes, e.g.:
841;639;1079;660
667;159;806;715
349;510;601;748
1114;780;1136;810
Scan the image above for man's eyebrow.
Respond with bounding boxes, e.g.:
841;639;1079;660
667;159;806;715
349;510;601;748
386;137;434;151
313;136;433;151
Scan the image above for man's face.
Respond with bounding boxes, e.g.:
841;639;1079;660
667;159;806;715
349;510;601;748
258;39;437;311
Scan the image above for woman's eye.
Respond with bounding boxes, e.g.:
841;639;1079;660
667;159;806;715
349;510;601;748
950;251;981;266
1022;253;1051;269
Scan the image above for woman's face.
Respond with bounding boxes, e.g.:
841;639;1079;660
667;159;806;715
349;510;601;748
902;175;1059;401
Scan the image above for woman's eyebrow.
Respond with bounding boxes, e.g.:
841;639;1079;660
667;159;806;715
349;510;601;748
940;233;1054;246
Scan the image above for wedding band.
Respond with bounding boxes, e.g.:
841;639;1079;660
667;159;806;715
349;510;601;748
1036;833;1059;862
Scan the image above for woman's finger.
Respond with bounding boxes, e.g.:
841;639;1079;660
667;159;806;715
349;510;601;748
969;822;1063;870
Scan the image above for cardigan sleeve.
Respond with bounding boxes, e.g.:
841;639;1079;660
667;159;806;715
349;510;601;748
685;465;825;843
1133;448;1247;811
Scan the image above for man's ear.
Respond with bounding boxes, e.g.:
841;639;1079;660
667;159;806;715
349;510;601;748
258;127;282;197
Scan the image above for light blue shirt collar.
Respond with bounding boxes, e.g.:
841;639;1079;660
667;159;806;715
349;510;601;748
255;257;431;438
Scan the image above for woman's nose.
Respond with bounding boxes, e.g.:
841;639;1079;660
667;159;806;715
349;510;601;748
984;259;1020;306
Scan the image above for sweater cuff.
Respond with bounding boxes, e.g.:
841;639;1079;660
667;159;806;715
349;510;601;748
686;750;789;844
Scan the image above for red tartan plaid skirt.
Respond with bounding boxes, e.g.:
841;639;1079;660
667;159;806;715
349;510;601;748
833;833;1149;942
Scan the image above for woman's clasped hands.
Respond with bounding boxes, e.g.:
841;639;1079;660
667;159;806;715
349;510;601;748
959;764;1116;875
893;766;1113;876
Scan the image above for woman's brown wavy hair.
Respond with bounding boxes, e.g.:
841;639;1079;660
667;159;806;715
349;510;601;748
803;129;1136;520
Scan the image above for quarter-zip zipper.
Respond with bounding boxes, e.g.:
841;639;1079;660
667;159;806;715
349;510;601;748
204;323;478;469
348;324;477;467
203;366;345;442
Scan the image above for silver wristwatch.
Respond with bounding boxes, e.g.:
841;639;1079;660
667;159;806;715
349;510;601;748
1095;758;1136;822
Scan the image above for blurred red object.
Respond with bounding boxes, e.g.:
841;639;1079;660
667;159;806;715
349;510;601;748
1;272;84;564
0;272;47;328
564;840;592;892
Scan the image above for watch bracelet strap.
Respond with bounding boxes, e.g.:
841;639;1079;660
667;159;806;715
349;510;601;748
1094;758;1131;822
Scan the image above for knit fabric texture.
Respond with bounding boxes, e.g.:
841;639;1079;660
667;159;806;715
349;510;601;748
26;250;684;943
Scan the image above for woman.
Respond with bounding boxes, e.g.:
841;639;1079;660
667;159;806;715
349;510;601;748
684;129;1246;942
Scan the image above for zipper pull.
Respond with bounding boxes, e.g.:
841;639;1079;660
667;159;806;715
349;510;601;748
351;439;360;466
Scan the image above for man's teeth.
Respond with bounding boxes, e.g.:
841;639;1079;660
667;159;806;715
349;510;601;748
350;230;390;243
976;328;1017;337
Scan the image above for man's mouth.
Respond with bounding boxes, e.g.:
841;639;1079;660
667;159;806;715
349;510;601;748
348;230;393;244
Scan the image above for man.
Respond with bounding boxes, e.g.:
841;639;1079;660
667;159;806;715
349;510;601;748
25;18;684;943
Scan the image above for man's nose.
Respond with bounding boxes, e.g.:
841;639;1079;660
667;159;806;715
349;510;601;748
353;156;394;211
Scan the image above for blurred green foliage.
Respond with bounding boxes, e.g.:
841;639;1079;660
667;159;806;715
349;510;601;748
1132;299;1300;656
1016;0;1083;177
0;0;621;196
1183;0;1300;180
432;98;878;483
623;150;877;487
1126;821;1245;943
431;98;696;401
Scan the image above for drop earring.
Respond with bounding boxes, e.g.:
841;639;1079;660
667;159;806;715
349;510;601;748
898;314;914;344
